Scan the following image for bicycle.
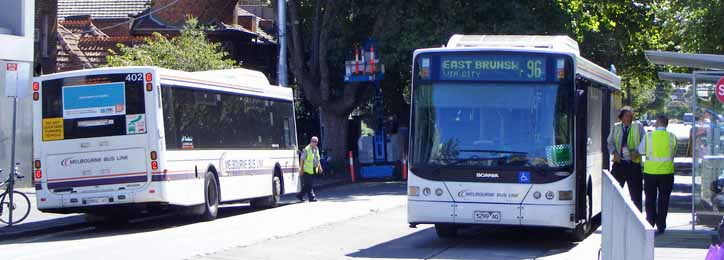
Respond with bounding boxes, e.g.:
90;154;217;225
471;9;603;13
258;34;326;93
0;163;31;226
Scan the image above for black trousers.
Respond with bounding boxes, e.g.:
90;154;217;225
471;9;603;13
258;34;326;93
644;174;674;232
612;161;644;211
299;174;316;200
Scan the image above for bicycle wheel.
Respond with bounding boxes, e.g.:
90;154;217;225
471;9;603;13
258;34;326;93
0;191;31;225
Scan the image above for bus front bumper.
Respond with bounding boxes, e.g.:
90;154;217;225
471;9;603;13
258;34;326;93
408;200;576;229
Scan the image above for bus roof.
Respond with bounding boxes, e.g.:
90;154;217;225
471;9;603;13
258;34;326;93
34;66;293;100
415;35;621;91
447;35;580;55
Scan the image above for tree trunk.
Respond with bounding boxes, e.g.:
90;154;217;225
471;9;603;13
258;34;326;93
319;108;349;165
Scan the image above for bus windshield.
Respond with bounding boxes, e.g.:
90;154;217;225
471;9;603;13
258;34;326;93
411;53;574;174
412;82;572;169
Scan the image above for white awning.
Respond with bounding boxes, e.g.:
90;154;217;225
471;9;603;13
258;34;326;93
658;72;723;83
645;51;724;70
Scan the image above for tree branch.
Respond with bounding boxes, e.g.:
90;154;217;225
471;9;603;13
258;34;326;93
317;0;339;103
288;0;322;107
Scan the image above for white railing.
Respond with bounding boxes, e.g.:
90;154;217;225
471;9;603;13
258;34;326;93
601;169;656;260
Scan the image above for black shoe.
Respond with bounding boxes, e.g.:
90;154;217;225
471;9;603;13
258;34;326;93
296;195;305;202
309;198;318;202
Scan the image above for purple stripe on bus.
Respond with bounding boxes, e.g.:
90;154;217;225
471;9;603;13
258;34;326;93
46;169;301;189
47;175;147;189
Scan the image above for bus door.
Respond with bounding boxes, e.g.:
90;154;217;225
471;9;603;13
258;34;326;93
38;72;153;199
574;77;590;225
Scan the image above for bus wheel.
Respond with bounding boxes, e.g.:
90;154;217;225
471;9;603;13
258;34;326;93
435;224;458;238
570;220;591;242
200;171;219;221
251;176;281;209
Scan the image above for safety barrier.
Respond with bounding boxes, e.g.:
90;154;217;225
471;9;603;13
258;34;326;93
601;169;655;260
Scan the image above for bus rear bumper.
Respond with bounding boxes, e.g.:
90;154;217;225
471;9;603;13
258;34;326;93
36;183;166;213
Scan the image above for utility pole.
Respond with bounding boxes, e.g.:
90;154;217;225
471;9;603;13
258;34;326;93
277;0;287;87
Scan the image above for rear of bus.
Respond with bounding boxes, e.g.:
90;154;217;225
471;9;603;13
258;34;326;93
407;49;579;231
32;67;162;214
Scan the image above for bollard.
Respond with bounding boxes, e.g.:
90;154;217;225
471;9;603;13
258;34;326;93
348;151;356;182
402;159;408;180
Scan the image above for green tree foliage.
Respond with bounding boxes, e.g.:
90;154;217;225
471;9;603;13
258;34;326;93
557;0;669;115
106;18;237;71
659;0;724;54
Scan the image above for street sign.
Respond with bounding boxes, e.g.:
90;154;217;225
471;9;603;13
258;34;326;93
2;61;31;98
717;76;724;104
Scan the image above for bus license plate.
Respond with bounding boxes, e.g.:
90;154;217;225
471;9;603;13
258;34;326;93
84;197;110;205
474;211;500;223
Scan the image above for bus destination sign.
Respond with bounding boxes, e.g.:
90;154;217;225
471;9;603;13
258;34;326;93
439;56;547;82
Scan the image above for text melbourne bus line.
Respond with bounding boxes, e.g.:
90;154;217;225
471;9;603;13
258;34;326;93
32;66;299;221
407;35;621;240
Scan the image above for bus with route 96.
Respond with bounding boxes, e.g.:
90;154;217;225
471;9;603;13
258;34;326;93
32;66;299;222
407;35;621;241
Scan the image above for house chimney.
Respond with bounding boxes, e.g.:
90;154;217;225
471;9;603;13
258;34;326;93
152;0;240;26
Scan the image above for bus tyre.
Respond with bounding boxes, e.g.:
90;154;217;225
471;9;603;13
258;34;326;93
435;224;458;238
251;176;281;209
570;186;593;242
200;171;219;221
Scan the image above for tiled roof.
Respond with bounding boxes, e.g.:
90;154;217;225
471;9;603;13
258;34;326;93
58;0;150;19
56;20;147;72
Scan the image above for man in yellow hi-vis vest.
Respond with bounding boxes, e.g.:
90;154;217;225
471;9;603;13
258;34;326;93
638;115;677;234
606;106;646;211
297;136;323;202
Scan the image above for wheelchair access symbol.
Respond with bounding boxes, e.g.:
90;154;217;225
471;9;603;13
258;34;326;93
518;171;531;183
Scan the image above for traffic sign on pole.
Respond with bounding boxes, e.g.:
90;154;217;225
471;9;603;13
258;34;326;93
716;76;724;104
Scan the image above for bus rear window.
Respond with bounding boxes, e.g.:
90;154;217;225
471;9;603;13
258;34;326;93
41;73;147;141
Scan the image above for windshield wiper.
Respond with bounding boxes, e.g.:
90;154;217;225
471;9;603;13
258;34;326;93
459;149;528;155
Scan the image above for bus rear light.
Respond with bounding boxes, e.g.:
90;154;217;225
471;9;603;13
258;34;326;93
40;198;46;202
151;161;158;170
558;190;573;200
33;92;39;101
408;186;420;196
150;151;157;160
146;83;153;92
32;82;39;91
35;169;42;179
34;160;41;169
145;73;153;82
149;189;156;194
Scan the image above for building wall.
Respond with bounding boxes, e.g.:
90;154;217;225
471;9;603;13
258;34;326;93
1;0;36;187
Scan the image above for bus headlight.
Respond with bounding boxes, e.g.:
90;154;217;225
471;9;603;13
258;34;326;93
545;191;555;200
422;188;431;196
533;191;541;199
435;188;444;196
408;186;420;196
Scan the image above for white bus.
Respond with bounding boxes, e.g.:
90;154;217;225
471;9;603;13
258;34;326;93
32;66;299;221
407;35;621;240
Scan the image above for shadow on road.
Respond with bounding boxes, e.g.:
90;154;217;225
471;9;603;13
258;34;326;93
1;181;407;244
347;225;578;260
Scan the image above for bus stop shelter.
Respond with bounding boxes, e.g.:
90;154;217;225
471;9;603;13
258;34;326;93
645;50;724;230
